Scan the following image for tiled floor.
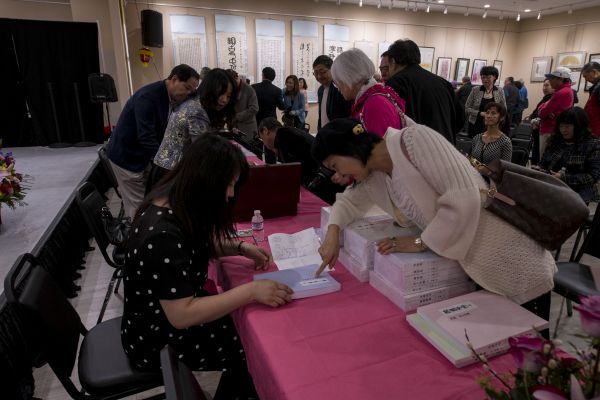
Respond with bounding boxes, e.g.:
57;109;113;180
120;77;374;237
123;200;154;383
32;193;598;399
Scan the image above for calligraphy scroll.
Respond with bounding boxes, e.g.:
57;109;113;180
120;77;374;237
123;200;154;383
256;19;285;89
292;20;319;103
215;14;248;74
323;24;350;62
170;15;208;72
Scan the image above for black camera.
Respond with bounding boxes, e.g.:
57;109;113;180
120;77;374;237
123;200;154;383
307;166;335;191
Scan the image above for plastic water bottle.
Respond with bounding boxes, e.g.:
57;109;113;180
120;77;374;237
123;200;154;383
251;210;265;242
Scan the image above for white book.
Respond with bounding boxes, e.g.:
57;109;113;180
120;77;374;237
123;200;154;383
344;219;420;269
408;290;548;368
254;264;341;299
369;270;475;311
320;206;390;248
374;251;469;294
268;228;323;270
338;248;370;282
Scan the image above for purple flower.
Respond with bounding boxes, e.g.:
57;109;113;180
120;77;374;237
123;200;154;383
509;335;547;373
574;296;600;337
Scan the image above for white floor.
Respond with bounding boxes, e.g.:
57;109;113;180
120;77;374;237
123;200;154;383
32;191;598;399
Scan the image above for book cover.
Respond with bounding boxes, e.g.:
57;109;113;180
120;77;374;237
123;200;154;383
254;264;341;299
411;291;548;367
369;270;475;311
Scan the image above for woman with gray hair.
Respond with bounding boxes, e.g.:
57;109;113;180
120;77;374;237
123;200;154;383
331;48;405;137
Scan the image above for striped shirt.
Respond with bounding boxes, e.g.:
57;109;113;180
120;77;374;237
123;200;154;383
470;133;512;165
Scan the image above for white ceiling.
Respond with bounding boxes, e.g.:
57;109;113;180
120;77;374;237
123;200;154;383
321;0;600;19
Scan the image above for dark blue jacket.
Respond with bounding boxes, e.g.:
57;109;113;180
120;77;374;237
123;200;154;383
106;80;171;172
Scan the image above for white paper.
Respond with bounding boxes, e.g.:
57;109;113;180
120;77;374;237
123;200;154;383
268;228;324;270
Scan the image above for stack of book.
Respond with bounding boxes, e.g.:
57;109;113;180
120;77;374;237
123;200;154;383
319;205;389;248
407;290;548;367
342;219;420;282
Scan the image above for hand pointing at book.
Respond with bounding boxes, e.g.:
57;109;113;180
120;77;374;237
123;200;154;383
316;225;341;277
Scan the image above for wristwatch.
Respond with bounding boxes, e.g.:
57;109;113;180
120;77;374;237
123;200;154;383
414;237;428;251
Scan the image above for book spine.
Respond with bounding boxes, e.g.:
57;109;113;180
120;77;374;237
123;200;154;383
403;282;476;310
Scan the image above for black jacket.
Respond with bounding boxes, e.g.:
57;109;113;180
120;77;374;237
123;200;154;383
317;84;353;130
252;80;284;126
456;83;473;108
385;64;462;143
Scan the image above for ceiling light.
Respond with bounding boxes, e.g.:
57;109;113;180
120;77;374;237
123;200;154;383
464;7;469;16
537;11;541;19
482;10;487;18
377;0;382;8
524;9;531;12
443;5;448;14
484;4;490;8
426;4;430;12
437;0;444;3
516;12;520;21
499;12;503;20
359;0;363;7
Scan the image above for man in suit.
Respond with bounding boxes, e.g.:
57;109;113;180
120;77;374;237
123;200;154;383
313;55;353;130
384;40;462;143
105;64;199;218
252;67;285;127
455;76;473;108
503;76;520;125
258;117;344;204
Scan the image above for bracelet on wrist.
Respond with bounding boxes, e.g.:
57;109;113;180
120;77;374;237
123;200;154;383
237;241;245;255
414;236;428;252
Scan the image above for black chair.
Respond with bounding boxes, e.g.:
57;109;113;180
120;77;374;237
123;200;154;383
512;122;533;141
4;253;163;400
511;147;529;166
160;346;208;400
97;146;122;200
455;132;472;156
568;208;597;261
553;205;600;316
76;181;125;324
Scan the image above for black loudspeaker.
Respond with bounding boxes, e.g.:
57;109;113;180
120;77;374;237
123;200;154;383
88;73;118;103
141;9;163;48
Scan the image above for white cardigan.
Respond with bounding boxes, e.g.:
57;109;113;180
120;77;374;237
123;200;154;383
328;125;556;304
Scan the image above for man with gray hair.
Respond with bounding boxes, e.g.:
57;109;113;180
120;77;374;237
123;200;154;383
583;62;600;136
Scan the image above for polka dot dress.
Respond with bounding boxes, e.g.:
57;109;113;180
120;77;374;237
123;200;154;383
121;204;247;372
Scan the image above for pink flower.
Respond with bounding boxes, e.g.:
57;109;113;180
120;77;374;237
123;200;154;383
574;296;600;337
509;335;547;373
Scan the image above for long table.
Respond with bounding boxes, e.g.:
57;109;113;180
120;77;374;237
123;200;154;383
219;188;516;400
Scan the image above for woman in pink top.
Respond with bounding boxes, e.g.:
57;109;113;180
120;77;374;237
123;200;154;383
537;67;575;155
331;48;406;138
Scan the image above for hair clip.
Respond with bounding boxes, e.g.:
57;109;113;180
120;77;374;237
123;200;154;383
352;124;364;135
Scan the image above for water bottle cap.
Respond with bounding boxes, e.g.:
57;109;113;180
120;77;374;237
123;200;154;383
254;210;261;215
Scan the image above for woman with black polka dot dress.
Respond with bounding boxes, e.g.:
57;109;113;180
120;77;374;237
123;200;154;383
121;134;293;399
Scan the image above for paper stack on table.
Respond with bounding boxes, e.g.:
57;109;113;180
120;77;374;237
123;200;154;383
254;264;341;299
268;228;323;271
407;290;548;368
370;251;475;311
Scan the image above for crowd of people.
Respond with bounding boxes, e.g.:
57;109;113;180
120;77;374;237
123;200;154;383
103;38;600;399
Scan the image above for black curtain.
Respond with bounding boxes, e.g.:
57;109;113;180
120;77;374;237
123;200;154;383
0;19;103;147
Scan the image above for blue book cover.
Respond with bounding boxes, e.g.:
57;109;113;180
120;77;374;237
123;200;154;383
253;264;341;299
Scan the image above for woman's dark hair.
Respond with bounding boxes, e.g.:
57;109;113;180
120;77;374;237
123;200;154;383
298;77;308;90
479;66;499;80
284;75;300;97
484;101;507;121
312;118;383;166
139;135;249;258
197;68;237;129
549;107;591;146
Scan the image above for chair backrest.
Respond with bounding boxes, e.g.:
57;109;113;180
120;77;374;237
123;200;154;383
76;181;119;268
97;146;122;199
160;346;208;400
511;147;529;166
455;135;472;156
4;253;84;383
513;122;533;141
576;206;600;261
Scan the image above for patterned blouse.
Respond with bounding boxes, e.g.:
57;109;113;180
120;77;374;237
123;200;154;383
154;94;210;170
470;133;513;165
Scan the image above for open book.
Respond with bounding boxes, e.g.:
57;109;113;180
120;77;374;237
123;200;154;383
254;264;341;299
268;228;325;271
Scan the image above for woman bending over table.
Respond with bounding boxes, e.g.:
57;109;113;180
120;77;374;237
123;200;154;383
122;134;292;399
313;118;556;319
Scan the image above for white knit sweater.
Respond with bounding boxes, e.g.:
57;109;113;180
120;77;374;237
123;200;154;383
328;125;556;304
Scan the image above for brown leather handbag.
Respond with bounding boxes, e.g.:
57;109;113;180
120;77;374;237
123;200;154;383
473;158;589;250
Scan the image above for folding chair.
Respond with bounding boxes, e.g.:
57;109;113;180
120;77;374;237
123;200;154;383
4;253;163;399
160;346;208;400
553;206;600;316
76;181;125;324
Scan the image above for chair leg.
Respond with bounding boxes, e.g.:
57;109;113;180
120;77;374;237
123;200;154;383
113;272;122;294
567;299;573;317
569;227;586;261
554;246;561;261
97;268;120;325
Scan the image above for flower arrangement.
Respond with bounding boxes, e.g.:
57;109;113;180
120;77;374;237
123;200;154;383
473;296;600;400
0;143;28;209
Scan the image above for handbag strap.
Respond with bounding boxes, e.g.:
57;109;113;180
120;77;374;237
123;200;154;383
359;92;410;131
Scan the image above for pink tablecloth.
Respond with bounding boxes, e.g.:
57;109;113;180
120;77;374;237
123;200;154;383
220;188;516;400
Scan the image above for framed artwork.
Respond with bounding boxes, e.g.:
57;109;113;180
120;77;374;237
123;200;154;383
531;56;552;82
493;60;503;82
455;58;470;81
471;59;487;85
556;51;587;69
436;57;452;81
585;53;600;91
419;47;435;72
570;70;582;92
